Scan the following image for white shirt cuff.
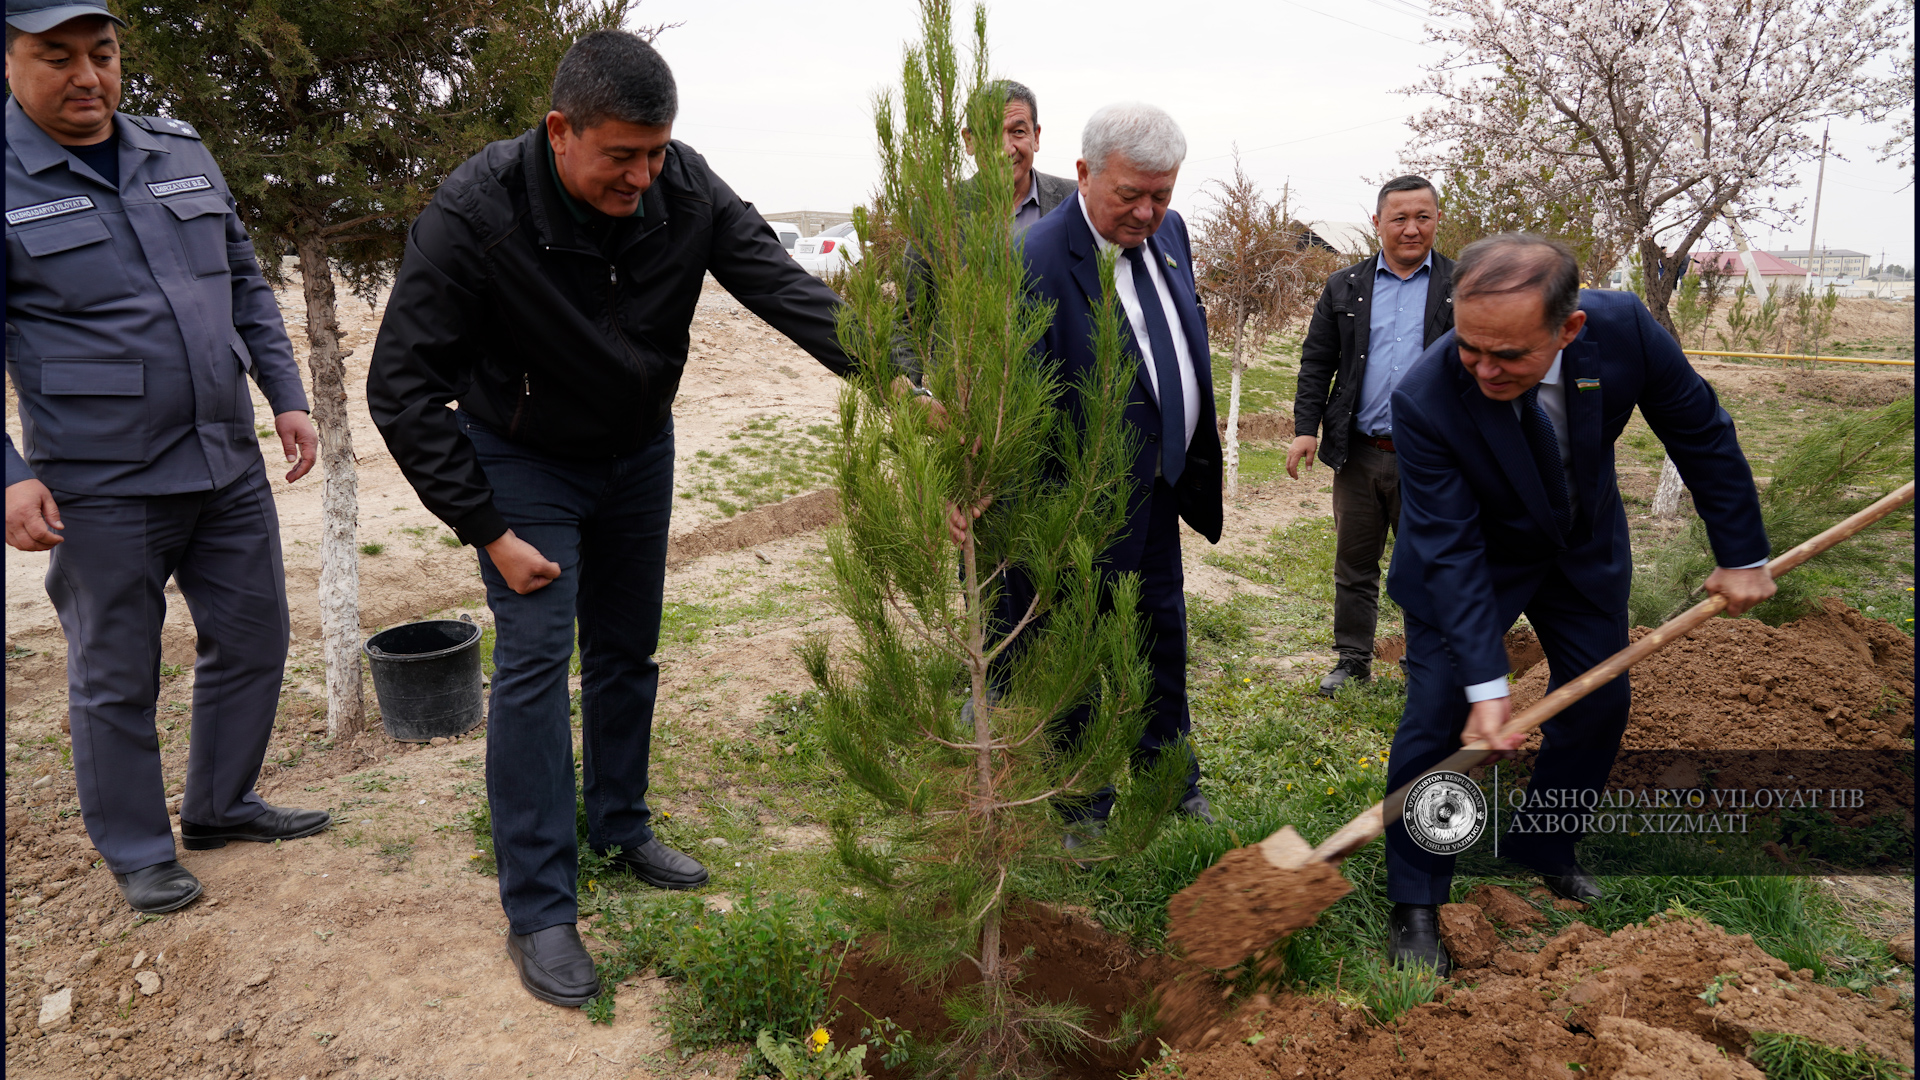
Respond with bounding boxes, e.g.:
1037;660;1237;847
1725;558;1770;570
1464;677;1510;703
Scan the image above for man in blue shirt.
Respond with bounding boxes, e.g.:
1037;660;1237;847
1290;176;1456;695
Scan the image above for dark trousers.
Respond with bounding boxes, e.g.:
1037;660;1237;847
45;458;289;874
465;414;673;935
996;477;1201;822
1330;441;1401;664
1384;566;1630;904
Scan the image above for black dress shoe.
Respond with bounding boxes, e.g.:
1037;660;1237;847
1318;658;1371;697
1386;902;1452;977
113;860;203;914
1537;863;1604;903
604;837;709;890
506;924;600;1007
1178;793;1217;825
181;804;332;850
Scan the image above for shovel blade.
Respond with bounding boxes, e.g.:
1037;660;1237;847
1258;825;1314;869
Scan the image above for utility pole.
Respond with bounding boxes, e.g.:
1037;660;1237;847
1804;122;1829;287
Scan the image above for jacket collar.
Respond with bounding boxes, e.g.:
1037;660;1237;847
7;97;169;179
1560;324;1603;539
1066;194;1211;401
1455;346;1564;546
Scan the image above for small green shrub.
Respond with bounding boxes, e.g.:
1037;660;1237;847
1358;959;1444;1024
1744;1030;1909;1080
359;542;385;556
663;891;851;1051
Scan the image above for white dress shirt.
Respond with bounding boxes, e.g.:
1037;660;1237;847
1078;193;1201;454
1461;350;1765;704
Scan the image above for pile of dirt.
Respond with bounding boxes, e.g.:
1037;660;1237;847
827;905;1175;1079
1375;626;1546;678
1784;369;1914;407
1166;910;1914;1079
665;488;840;566
1511;599;1915;751
1218;411;1296;443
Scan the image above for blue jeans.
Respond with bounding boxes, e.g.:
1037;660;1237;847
464;413;674;935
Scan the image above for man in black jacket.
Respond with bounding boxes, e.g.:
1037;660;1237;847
367;31;855;1009
1287;176;1455;695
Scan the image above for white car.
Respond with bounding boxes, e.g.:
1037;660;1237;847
792;222;863;276
766;221;803;255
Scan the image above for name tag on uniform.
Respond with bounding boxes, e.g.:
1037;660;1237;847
6;196;94;225
147;175;213;198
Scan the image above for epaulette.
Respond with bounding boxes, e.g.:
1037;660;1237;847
128;115;203;140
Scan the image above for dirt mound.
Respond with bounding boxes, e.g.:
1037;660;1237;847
665;488;840;566
1167;914;1913;1079
827;905;1174;1079
1218;411;1295;443
1511;599;1915;751
1784;369;1914;407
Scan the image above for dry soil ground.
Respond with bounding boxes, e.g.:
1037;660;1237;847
3;278;1911;1080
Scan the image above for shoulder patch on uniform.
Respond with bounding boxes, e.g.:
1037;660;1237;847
130;115;202;140
7;196;95;226
147;175;213;198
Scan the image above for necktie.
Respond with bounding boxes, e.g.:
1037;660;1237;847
1124;244;1186;485
1520;385;1572;536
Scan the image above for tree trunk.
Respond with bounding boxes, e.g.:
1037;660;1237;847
1223;309;1246;498
961;524;1001;987
295;231;365;738
1651;456;1685;518
1640;237;1682;337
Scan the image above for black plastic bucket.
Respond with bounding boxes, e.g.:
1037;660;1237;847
364;617;484;742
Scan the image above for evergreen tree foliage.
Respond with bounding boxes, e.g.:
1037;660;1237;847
803;2;1181;1073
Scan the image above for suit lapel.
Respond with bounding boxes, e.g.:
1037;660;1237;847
1561;333;1604;531
1067;206;1157;402
1147;232;1212;399
1423;254;1453;345
1459;369;1563;543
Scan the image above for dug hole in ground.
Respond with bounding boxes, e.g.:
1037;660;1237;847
4;274;1913;1079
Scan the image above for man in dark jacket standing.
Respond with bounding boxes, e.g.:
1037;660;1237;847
1288;176;1454;695
367;31;855;1008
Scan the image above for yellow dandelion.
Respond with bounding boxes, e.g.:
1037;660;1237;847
810;1028;831;1053
1326;787;1336;795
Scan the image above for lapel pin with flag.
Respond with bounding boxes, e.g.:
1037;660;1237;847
1576;378;1600;392
1164;253;1178;270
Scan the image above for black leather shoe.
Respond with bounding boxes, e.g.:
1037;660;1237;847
1318;658;1371;697
181;804;332;850
113;860;203;914
605;838;709;890
1386;902;1452;977
506;924;600;1007
1178;793;1217;825
1536;863;1605;903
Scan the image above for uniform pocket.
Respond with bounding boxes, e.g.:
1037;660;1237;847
34;358;149;461
16;215;139;309
163;195;234;278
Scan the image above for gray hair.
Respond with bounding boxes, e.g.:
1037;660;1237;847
550;30;678;130
1453;233;1582;328
1081;102;1187;175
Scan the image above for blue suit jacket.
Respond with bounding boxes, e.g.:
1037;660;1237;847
1020;195;1223;551
1385;289;1768;688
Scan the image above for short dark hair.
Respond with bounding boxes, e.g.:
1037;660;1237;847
550;30;677;130
1453;233;1582;328
995;79;1038;128
1376;174;1438;214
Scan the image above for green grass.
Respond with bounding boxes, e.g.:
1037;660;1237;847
1210;337;1301;421
678;415;841;517
359;542;385;556
1745;1031;1911;1080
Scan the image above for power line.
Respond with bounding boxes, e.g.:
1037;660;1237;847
1268;0;1440;47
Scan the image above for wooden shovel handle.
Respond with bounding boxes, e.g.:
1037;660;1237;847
1306;480;1915;866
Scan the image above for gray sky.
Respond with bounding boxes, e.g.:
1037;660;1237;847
637;0;1914;268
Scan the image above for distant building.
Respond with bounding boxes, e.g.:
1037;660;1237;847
1690;250;1808;279
759;210;855;238
1302;220;1375;259
1768;248;1871;277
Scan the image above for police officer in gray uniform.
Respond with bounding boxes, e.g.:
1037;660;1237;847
5;0;332;914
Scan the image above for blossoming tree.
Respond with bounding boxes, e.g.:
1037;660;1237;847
1401;0;1907;333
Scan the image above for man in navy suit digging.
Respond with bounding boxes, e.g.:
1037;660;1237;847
1007;102;1222;844
1381;234;1777;973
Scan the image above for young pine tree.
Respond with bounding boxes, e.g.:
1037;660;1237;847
802;2;1183;1074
